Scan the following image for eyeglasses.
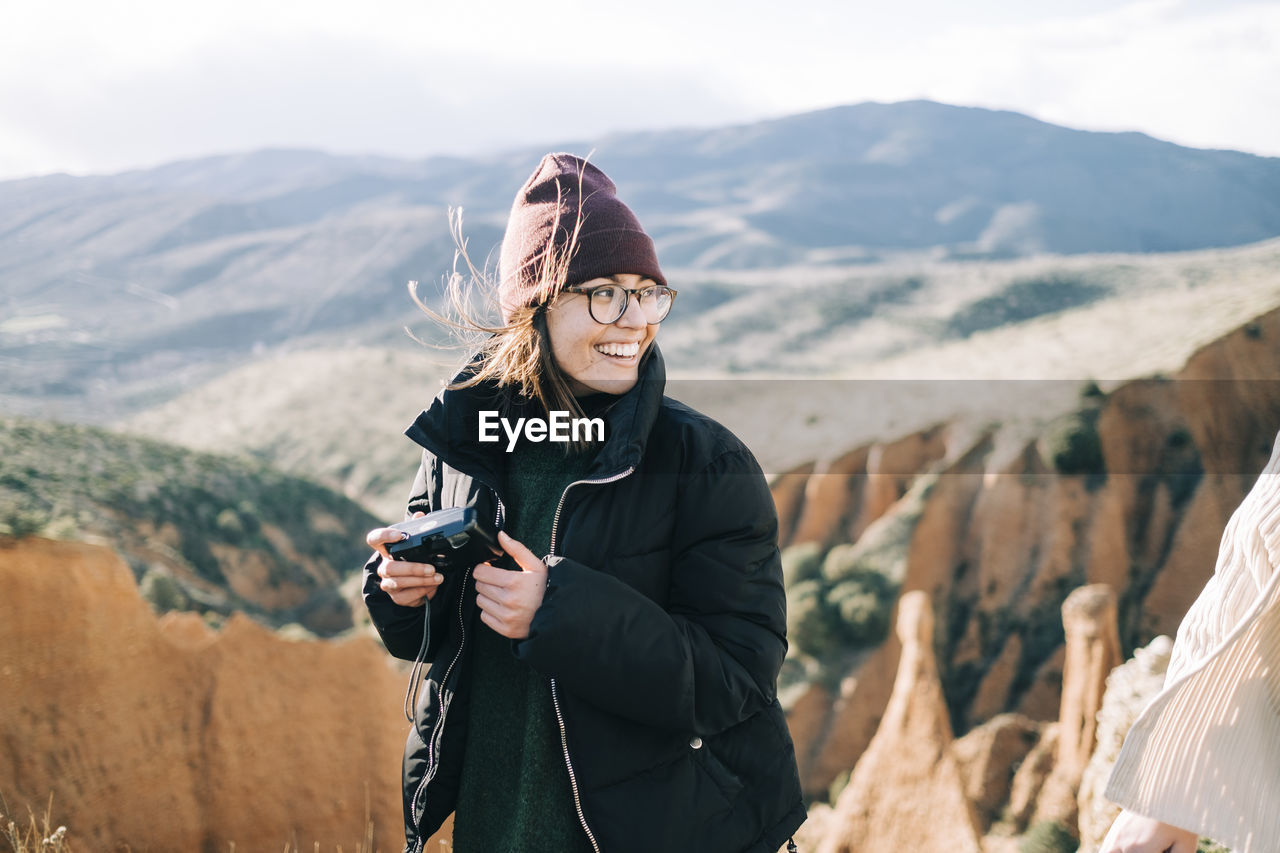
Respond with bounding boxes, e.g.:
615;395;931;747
562;283;678;325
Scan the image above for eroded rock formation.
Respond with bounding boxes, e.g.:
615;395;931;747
816;591;983;853
1077;636;1174;853
777;307;1280;844
0;536;448;852
1031;584;1122;829
951;713;1043;832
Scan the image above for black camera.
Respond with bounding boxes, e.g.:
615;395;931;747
387;507;501;571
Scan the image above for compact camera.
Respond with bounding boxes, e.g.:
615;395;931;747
387;507;501;572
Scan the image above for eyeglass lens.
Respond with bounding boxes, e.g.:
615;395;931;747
591;286;674;324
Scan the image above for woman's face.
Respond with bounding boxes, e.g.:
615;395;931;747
545;273;660;396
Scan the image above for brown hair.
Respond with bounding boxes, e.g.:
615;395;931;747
410;207;599;451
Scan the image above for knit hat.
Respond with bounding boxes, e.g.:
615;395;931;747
498;153;665;321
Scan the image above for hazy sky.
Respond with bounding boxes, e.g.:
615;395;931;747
2;0;1277;180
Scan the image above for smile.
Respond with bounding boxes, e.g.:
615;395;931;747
594;342;640;358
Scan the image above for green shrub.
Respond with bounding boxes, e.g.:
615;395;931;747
1041;409;1104;477
216;507;245;540
140;568;189;613
823;537;908;586
0;508;46;538
822;475;934;586
829;572;894;647
821;543;864;582
1019;820;1075;853
1162;427;1203;507
788;579;845;658
781;542;824;588
947;273;1110;338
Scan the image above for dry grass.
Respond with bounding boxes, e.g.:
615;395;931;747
1;790;396;853
1;794;71;853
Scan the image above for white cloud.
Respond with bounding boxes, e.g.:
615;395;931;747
0;0;1276;179
0;30;751;177
743;0;1280;156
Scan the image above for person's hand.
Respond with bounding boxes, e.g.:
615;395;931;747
474;530;548;639
1099;809;1199;853
366;512;445;607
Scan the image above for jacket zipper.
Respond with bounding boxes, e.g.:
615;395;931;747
547;468;634;555
410;495;505;831
546;467;635;853
411;564;471;827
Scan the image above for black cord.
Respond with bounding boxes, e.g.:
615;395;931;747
402;599;432;748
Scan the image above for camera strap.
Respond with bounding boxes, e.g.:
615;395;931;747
403;602;432;728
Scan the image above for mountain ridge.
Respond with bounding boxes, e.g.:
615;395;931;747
5;98;1280;423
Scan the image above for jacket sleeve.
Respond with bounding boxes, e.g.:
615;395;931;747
362;451;451;661
513;447;788;735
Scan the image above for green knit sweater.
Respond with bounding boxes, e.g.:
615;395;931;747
451;437;598;853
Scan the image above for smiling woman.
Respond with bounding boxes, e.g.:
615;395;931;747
359;153;805;853
546;273;673;396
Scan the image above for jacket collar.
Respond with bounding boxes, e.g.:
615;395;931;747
405;343;667;491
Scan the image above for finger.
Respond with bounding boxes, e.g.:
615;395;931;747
379;558;438;579
367;527;406;559
498;531;547;574
393;589;430;607
412;511;427;518
367;527;405;547
478;608;508;637
382;575;440;592
475;580;515;607
475;591;507;619
384;575;441;589
474;562;517;586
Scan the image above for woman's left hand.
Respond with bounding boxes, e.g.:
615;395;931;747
1099;809;1199;853
474;530;549;639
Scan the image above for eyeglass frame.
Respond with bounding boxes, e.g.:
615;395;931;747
561;281;678;325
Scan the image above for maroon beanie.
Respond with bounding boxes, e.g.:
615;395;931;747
498;153;665;321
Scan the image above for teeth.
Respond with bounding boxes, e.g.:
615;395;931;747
595;342;639;357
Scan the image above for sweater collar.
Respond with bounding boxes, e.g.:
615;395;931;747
405;343;667;491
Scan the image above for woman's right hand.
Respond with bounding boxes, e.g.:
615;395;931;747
1099;809;1199;853
367;512;445;607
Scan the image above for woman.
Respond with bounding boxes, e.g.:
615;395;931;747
361;153;806;853
1099;430;1280;853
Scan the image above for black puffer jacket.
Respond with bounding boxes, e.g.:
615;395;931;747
362;346;806;853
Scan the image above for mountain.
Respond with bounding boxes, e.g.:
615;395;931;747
4;100;1280;422
0;415;381;635
121;239;1280;520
